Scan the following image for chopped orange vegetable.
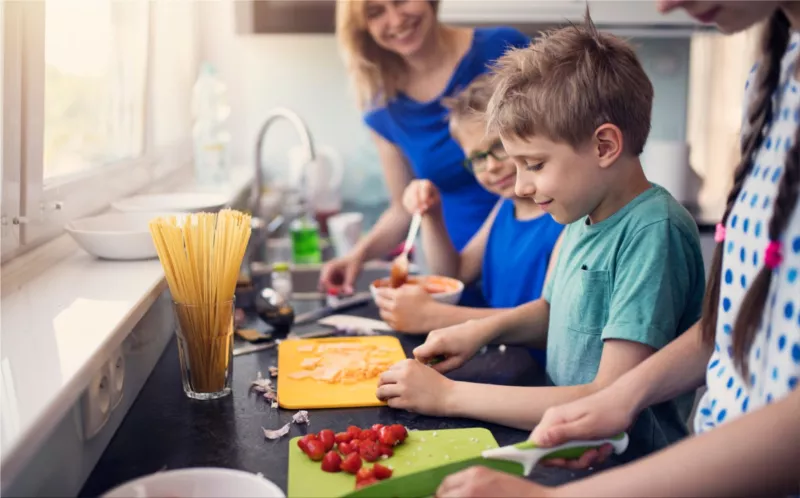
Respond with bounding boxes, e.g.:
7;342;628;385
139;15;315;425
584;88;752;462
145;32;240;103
288;342;393;384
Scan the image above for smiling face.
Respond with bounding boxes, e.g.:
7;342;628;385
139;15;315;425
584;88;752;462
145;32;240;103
455;119;517;198
657;1;780;34
502;133;607;225
363;0;438;58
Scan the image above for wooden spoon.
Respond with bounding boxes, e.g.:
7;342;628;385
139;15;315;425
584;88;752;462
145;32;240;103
390;212;422;288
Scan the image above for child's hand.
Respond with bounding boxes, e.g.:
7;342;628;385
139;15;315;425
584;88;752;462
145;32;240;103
530;385;635;470
375;359;454;415
374;285;437;333
436;466;556;498
402;179;441;216
412;319;493;373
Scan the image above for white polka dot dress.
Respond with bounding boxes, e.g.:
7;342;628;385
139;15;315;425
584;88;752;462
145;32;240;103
694;32;800;433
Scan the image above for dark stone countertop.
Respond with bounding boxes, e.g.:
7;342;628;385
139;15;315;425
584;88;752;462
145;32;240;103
80;304;617;497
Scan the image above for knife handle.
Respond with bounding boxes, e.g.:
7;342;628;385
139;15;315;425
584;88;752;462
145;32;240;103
513;432;629;458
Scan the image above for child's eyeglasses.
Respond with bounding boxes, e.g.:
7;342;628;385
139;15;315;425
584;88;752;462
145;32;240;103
462;141;509;174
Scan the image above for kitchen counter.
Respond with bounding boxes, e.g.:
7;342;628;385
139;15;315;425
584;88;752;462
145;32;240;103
80;304;623;497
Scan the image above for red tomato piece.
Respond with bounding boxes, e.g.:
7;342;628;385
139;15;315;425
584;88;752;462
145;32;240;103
335;432;352;444
372;463;393;480
377;443;394;457
389;424;408;442
318;429;336;452
321;451;342;473
355;477;378;489
355;467;374;483
359;429;377;441
359;440;381;462
346;426;362;438
340;452;363;474
371;424;384;432
378;426;398;446
305;439;325;461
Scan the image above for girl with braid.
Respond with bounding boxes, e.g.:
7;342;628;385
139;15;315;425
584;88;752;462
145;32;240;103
434;2;800;497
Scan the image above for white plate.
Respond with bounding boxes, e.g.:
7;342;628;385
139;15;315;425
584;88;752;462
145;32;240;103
112;192;229;213
102;468;285;498
66;212;171;260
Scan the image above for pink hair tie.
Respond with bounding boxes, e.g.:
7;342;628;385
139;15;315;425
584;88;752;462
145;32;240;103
765;240;783;270
714;223;726;243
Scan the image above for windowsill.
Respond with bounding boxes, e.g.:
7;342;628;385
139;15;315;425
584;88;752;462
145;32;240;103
0;166;254;481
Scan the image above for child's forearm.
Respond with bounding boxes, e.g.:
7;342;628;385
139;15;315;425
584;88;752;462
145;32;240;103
555;387;800;498
444;382;596;431
421;302;507;331
480;299;550;348
614;320;710;415
419;213;460;279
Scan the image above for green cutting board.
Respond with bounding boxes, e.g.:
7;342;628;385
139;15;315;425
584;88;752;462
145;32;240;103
287;428;499;498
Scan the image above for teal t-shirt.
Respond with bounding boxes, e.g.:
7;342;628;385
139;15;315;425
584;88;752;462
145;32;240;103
543;184;704;458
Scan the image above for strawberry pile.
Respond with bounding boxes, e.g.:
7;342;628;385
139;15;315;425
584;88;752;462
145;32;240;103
297;423;408;489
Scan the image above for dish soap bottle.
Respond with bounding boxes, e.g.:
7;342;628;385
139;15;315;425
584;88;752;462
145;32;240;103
288;196;321;265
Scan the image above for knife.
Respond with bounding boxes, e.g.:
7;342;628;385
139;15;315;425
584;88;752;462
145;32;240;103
293;292;372;326
341;433;629;498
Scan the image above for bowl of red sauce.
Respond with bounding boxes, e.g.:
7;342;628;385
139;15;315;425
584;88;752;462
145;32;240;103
370;275;464;305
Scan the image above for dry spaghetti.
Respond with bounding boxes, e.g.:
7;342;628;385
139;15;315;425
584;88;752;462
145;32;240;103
149;209;251;394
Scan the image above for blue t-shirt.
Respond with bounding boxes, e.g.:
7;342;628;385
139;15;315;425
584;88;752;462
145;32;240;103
364;27;530;252
483;200;563;366
482;200;563;308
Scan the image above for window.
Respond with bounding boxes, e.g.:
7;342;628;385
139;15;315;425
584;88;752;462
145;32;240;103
42;0;148;181
1;0;199;261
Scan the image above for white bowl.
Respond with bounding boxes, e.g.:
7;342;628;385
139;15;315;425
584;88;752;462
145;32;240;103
102;468;285;498
370;275;465;306
112;192;228;213
66;212;167;260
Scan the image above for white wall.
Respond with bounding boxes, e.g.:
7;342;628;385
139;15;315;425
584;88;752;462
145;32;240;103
197;1;388;207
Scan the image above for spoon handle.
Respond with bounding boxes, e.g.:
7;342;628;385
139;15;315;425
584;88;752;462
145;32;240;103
403;213;422;256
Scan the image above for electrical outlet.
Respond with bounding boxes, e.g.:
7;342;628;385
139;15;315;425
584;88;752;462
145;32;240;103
108;348;125;410
81;367;111;440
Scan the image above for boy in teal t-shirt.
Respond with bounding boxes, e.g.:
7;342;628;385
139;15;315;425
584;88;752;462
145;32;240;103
374;14;705;458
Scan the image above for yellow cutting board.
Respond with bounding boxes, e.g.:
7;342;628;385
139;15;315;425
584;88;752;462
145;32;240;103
277;336;407;409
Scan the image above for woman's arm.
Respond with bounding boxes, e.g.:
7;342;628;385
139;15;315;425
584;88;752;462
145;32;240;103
422;200;501;282
350;132;415;261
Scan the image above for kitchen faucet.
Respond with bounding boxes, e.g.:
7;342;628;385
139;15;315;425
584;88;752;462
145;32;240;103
251;107;316;222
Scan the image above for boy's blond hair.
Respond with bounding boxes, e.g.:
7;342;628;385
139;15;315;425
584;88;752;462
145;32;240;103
442;73;494;135
336;0;440;109
486;12;653;155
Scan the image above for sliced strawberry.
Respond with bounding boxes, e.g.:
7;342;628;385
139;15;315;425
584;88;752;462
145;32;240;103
305;439;325;461
321;451;342;473
335;431;352;444
340;452;362;474
377;443;394;457
298;434;317;453
372;463;393;480
378;426;398;446
346;425;362;438
359;440;381;462
371;423;384;432
318;429;336;452
359;429;377;441
389;424;408;442
338;441;354;455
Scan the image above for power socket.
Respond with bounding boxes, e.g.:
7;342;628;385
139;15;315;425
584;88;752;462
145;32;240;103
81;367;111;440
108;348;125;411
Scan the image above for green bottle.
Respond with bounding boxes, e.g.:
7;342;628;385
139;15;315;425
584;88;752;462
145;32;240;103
289;210;321;265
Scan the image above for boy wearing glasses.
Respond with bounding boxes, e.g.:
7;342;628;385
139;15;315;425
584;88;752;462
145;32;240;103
373;74;564;350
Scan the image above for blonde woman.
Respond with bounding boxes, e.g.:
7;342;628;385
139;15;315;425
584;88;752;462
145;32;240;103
320;0;529;306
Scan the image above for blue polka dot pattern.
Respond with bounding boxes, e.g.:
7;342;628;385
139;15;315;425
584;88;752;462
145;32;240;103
694;34;800;436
